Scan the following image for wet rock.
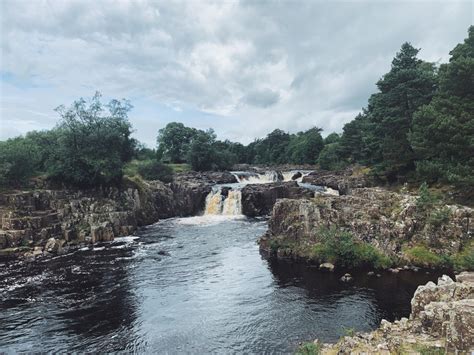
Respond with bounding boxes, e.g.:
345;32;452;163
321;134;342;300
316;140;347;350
340;273;353;282
302;168;374;195
157;250;170;256
91;222;114;243
319;262;335;272
291;172;302;180
44;237;64;254
241;181;314;217
319;273;474;353
367;271;375;276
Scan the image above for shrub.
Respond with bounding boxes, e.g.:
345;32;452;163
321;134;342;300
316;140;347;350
311;227;392;269
404;246;452;268
454;243;474;271
295;342;321;355
427;206;451;228
416;182;438;211
136;160;174;183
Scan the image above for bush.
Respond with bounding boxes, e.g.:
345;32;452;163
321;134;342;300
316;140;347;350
404;246;452;268
454;243;474;271
0;137;38;187
136;160;173;183
295;342;321;355
427;206;451;228
416;182;438;211
47;92;135;187
311;227;392;269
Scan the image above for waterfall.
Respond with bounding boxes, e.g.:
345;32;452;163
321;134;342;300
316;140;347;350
204;188;242;216
231;171;281;184
222;190;242;215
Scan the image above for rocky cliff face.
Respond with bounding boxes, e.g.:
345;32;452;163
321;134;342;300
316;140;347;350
0;175;214;257
318;272;474;353
241;181;314;217
260;187;472;265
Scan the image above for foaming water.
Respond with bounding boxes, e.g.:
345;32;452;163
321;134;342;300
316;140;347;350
0;217;442;353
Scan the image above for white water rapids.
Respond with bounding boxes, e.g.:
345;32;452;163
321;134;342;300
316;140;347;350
204;188;243;215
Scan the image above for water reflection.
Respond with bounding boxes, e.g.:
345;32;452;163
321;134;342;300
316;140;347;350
0;217;443;353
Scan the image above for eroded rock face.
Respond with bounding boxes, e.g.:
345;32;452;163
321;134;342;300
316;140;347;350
0;175;217;257
260;187;472;262
302;168;374;195
319;273;474;353
241;181;314;217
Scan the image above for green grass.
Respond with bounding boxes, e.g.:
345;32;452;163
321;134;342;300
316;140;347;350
404;246;449;268
413;344;445;355
295;342;321;355
167;163;191;173
310;227;392;269
453;242;474;271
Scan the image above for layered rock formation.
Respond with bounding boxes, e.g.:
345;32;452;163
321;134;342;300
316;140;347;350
302;168;374;195
0;174;216;257
260;187;472;264
241;181;314;217
319;272;474;353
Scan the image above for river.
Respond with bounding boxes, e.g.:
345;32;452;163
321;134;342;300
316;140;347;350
0;213;442;353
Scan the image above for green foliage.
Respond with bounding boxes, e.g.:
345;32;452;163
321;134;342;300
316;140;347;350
295;342;321;355
46;92;135;187
404;246;451;268
342;327;356;337
318;143;347;171
409;26;474;188
157;122;198;163
0;137;39;187
311;227;392;269
416;182;439;211
324;132;340;145
167;163;191;173
135;160;174;183
413;344;446;355
427;206;451;228
453;243;474;271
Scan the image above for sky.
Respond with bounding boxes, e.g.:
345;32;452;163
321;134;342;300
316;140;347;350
0;0;473;147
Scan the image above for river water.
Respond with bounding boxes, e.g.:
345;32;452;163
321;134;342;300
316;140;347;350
0;215;442;353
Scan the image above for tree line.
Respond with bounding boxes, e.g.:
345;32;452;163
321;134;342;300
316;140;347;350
0;26;472;189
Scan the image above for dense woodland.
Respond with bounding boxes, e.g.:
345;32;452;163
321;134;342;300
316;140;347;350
0;26;472;189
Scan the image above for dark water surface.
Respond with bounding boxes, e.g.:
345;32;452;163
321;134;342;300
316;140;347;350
0;216;442;353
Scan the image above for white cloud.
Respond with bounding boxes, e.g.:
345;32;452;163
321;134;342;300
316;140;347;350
0;0;472;146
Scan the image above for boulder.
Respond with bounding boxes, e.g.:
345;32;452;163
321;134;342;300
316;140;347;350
241;181;314;217
319;262;335;272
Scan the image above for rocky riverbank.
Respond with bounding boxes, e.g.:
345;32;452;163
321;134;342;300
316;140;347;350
0;173;222;258
260;187;473;269
314;272;474;353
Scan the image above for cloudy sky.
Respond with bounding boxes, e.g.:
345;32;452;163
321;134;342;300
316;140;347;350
1;0;472;147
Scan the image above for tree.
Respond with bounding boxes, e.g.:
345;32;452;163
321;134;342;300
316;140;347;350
186;129;217;171
157;122;198;163
47;92;135;187
0;137;38;187
409;26;474;187
323;133;340;145
318;143;347;171
365;43;437;180
287;128;324;164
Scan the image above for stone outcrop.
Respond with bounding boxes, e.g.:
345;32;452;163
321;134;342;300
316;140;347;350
319;273;474;353
241;181;314;217
0;173;221;257
260;187;472;263
302;168;374;195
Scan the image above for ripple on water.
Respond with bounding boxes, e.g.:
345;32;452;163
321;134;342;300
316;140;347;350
0;217;444;353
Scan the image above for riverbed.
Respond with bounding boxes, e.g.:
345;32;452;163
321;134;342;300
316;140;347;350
0;215;442;353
